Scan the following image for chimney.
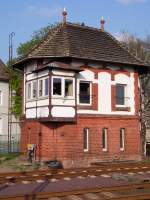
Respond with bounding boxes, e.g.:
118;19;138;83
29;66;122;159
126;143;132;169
62;7;67;24
100;16;105;31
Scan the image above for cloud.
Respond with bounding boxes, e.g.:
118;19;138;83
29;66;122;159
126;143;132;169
115;0;147;5
28;6;63;18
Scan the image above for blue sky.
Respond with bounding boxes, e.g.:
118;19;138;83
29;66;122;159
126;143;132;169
0;0;150;63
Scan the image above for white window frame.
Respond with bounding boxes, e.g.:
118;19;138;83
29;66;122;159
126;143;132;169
26;82;32;100
38;77;49;98
32;80;37;99
78;80;92;106
116;84;128;107
83;128;89;152
0;91;2;105
120;128;125;151
52;76;75;98
102;128;108;152
0;118;3;135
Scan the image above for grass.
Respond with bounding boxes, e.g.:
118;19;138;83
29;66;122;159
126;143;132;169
0;152;21;162
0;152;42;172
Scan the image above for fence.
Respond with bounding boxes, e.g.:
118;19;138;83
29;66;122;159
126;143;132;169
0;134;20;153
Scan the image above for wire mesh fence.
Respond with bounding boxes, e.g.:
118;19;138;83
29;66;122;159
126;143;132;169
0;134;20;153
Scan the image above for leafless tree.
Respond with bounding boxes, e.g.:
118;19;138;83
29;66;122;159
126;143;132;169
121;32;150;156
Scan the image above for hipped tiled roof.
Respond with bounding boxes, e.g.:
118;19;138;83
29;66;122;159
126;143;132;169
0;59;9;81
15;22;147;67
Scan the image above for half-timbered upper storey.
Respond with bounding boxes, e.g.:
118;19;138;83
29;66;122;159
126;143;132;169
14;22;149;122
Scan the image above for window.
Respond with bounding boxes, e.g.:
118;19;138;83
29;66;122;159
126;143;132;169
0;91;2;105
83;128;89;152
65;79;73;97
116;84;126;105
0;118;3;135
32;81;37;99
45;78;49;96
39;80;43;97
79;81;91;104
52;77;74;98
38;78;49;97
120;128;125;151
53;78;62;96
102;128;108;151
27;82;31;99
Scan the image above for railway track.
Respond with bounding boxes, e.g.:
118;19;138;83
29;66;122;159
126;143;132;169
1;162;150;184
0;162;150;199
1;181;150;199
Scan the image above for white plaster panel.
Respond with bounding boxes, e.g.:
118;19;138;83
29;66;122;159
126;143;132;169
26;108;36;118
115;73;130;84
37;99;49;106
26;101;36;108
51;106;75;118
51;98;75;106
38;70;49;78
26;73;37;81
98;72;111;113
78;70;94;81
52;70;75;77
37;107;49;118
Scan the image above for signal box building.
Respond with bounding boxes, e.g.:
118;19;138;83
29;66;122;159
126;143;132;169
14;14;149;168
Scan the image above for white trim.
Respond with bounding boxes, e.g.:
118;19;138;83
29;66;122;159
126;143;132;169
83;128;89;152
120;128;125;151
0;91;2;105
38;77;49;99
102;128;108;152
0;118;3;135
78;80;92;106
51;76;75;98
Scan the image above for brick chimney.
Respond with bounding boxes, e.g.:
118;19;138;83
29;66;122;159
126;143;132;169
62;7;67;24
100;16;105;31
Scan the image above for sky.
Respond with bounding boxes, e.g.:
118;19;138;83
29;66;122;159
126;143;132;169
0;0;150;63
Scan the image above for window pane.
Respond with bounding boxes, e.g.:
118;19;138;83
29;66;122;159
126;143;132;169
84;128;89;151
39;80;43;97
32;81;37;98
79;82;90;104
102;128;107;149
45;78;49;96
116;85;125;105
65;79;73;96
120;128;125;149
27;83;31;99
53;78;61;95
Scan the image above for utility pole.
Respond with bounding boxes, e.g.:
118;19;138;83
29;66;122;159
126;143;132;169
8;32;15;152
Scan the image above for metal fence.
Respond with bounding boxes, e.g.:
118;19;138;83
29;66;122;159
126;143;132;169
0;134;20;153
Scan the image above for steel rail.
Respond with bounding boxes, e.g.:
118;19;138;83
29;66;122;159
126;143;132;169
1;182;150;200
1;163;150;184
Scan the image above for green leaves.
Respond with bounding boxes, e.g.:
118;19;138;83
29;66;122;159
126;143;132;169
17;23;58;57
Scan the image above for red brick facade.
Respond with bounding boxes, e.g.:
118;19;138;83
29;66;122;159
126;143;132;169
21;115;141;168
20;68;142;168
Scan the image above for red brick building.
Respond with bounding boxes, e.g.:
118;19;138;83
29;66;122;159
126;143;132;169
14;14;149;168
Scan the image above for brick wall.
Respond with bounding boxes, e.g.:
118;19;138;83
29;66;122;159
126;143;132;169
21;116;141;168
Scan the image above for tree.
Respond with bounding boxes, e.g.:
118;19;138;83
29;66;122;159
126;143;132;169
121;32;150;156
17;23;58;57
8;23;58;118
